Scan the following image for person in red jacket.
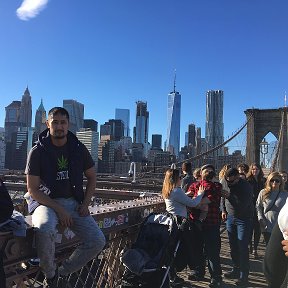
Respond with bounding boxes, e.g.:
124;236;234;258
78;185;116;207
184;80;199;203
186;164;223;288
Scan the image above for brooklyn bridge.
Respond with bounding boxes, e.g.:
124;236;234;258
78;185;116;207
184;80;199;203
1;107;288;287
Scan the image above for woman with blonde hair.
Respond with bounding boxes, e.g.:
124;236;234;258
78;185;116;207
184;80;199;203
256;171;288;245
162;168;205;285
162;168;205;218
219;164;231;222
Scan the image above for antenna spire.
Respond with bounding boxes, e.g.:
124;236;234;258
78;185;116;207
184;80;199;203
173;69;176;93
285;91;287;108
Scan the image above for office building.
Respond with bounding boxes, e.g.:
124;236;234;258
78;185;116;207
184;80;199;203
0;129;5;171
205;90;224;156
76;129;99;171
115;108;130;137
5;101;21;142
100;120;124;141
188;124;196;147
152;134;162;149
19;87;32;128
63;100;84;134
135;101;149;145
84;119;98;132
34;99;47;138
167;77;181;157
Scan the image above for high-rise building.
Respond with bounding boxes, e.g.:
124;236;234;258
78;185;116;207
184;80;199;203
76;129;99;171
6;127;34;170
115;108;130;137
4;100;21;142
135;101;149;145
0;128;5;171
196;127;202;155
205;90;224;156
63;100;84;134
34;99;47;138
152;134;162;149
167;76;181;157
19;87;32;128
84;119;98;132
188;124;196;147
100;120;124;141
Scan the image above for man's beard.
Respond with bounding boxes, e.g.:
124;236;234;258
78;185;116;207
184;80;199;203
52;130;67;139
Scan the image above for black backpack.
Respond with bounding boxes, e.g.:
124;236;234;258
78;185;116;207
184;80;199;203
0;179;13;224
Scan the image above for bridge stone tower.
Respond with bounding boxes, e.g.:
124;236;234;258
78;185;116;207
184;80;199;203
245;108;288;171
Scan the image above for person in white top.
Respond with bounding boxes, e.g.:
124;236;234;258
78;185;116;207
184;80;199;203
161;168;206;286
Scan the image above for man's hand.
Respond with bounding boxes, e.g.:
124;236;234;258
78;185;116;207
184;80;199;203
282;240;288;257
78;203;90;217
56;207;73;227
198;185;205;195
221;212;227;221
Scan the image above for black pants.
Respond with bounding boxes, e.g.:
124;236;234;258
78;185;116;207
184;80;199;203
264;223;288;288
0;254;5;288
250;214;261;251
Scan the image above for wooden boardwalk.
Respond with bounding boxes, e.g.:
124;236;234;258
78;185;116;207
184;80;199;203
178;225;268;288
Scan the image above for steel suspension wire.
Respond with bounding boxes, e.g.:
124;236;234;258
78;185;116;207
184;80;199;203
175;116;252;167
270;110;285;172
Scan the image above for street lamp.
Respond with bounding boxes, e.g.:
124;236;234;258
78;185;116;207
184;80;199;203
128;162;137;183
260;138;269;168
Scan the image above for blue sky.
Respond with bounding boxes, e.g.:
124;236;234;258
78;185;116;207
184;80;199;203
0;0;287;148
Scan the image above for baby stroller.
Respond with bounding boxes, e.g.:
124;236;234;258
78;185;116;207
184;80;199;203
120;212;183;288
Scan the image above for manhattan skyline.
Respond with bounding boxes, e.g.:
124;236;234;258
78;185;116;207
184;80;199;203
1;1;288;148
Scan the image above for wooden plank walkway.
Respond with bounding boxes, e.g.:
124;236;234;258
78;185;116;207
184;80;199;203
178;225;268;288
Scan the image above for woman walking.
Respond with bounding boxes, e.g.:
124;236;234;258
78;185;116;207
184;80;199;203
256;172;287;245
246;163;266;258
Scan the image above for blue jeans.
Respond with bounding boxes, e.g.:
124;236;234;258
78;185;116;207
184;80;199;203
32;198;106;278
226;215;253;279
190;224;222;280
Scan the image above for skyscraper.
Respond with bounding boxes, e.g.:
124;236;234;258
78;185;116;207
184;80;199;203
5;100;21;142
100;119;124;141
19;87;32;128
167;76;181;157
84;119;98;132
34;99;47;137
77;129;99;171
205;90;224;155
188;124;196;147
135;101;149;145
152;134;162;149
115;108;130;137
63;100;84;134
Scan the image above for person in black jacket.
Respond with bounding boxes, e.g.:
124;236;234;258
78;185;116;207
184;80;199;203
0;178;14;288
246;163;266;258
264;222;288;288
25;107;106;288
221;168;254;287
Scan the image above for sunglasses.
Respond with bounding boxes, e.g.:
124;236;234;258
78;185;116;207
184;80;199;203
270;179;280;183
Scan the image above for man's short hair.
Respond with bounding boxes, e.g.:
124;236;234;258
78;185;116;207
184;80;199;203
48;107;70;121
200;164;215;172
225;168;239;178
182;161;192;173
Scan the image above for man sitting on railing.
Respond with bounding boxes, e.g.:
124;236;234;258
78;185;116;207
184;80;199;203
25;107;106;288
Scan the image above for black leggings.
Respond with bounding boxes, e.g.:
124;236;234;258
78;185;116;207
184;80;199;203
250;214;261;251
